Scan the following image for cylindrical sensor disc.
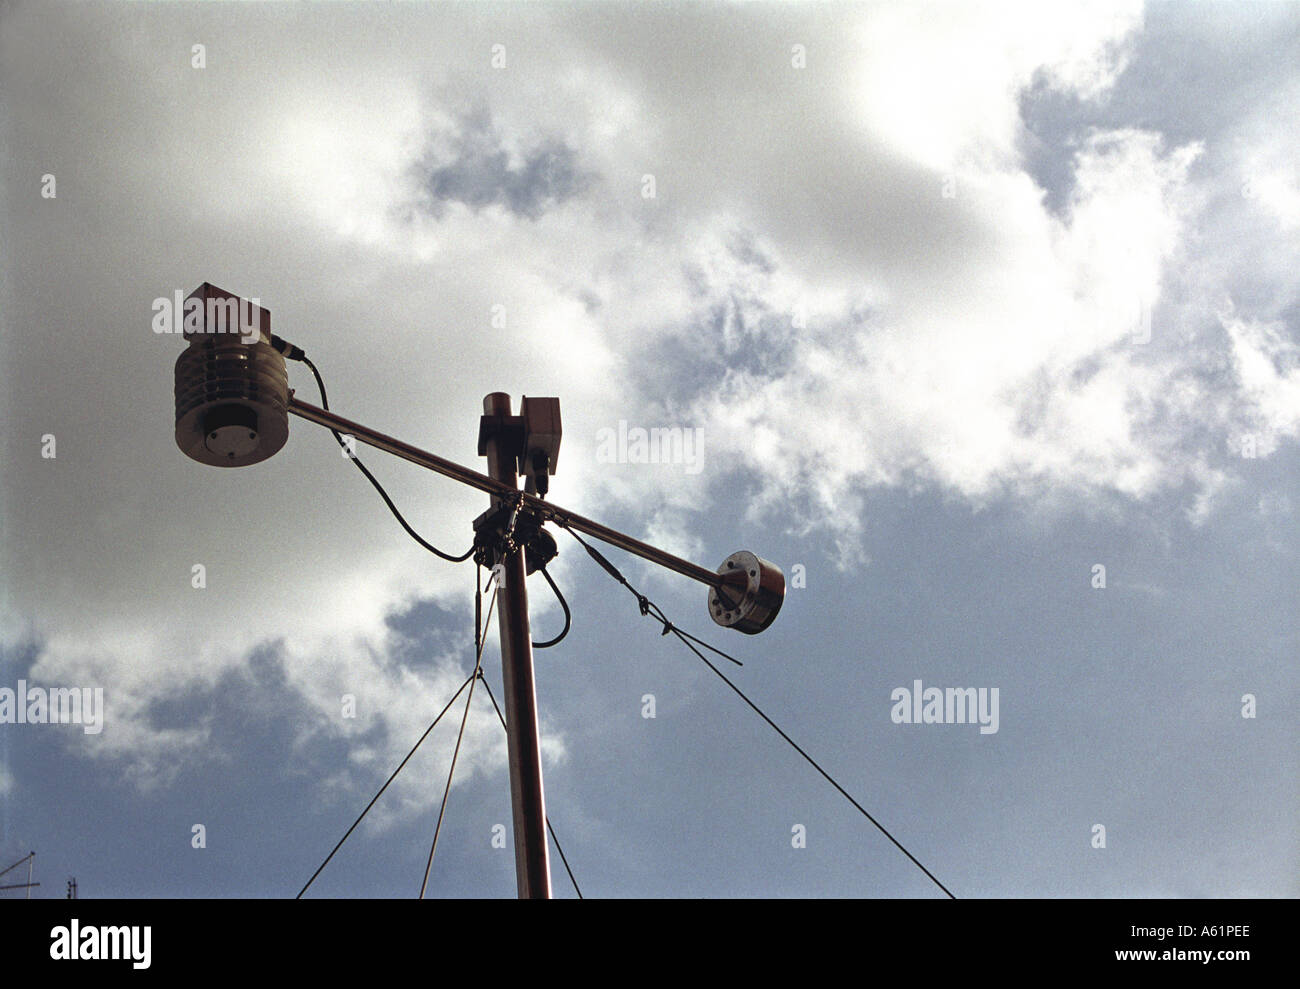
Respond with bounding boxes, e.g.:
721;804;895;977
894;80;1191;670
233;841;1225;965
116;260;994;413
175;336;289;467
708;551;785;635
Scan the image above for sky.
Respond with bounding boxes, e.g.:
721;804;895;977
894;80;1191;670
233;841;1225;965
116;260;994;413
0;0;1296;899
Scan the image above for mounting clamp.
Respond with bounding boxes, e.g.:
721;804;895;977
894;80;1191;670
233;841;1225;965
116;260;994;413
472;499;557;575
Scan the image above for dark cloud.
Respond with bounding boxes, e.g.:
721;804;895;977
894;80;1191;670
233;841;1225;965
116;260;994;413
416;107;593;220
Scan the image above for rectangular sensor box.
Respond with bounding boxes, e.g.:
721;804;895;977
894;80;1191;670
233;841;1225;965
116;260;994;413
521;395;562;473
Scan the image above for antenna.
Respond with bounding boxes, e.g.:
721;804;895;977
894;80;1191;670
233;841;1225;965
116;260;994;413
0;852;40;897
173;284;785;898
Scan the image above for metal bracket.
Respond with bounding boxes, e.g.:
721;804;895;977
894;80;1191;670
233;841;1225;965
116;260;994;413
477;414;526;458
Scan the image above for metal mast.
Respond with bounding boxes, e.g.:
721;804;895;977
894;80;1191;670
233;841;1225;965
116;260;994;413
479;392;551;898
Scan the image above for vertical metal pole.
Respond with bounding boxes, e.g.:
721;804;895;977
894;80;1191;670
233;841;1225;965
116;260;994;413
482;393;552;899
27;853;33;900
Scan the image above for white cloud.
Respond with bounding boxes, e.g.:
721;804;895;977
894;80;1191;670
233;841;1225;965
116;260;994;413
676;125;1209;547
1223;314;1300;454
851;0;1143;171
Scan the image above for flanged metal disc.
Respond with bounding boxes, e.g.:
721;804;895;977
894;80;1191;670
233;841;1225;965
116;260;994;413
708;551;785;635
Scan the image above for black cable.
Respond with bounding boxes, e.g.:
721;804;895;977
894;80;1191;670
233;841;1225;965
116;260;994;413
296;674;474;898
303;356;474;563
557;523;957;900
420;565;497;897
531;567;571;649
478;675;583;899
557;523;742;667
